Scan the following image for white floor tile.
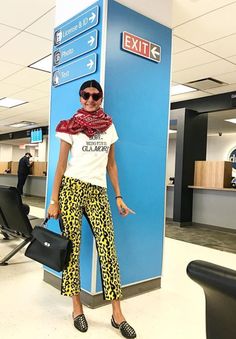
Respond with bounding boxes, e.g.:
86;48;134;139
1;210;236;339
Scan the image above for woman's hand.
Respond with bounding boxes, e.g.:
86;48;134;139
47;202;60;219
116;198;135;217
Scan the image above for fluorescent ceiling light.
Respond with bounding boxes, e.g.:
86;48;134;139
171;84;197;96
28;54;52;73
0;97;27;108
8;121;37;128
169;129;177;134
225;118;236;124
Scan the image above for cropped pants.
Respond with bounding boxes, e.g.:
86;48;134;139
59;176;122;300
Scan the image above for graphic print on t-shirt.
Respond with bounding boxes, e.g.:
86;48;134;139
82;132;110;153
56;123;118;187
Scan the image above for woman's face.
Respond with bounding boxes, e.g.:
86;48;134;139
80;87;103;112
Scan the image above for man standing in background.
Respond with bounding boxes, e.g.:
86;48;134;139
17;152;33;196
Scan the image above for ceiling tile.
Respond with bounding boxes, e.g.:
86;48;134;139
31;80;51;93
25;8;55;40
0;60;24;81
0;31;52;66
172;47;219;72
3;68;50;88
227;55;236;63
216;71;236;84
202;34;236;58
0;0;55;30
172;0;234;27
172;59;236;83
11;88;48;102
0;60;25;80
0;82;26;97
173;3;236;45
0;24;20;47
172;36;195;54
206;83;236;94
171;90;211;102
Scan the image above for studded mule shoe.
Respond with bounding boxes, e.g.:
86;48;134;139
72;313;88;332
111;315;136;338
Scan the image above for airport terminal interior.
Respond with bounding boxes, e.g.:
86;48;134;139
1;1;236;338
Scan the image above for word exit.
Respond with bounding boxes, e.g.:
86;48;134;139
121;31;161;63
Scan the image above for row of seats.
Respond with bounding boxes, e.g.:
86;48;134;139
0;185;43;266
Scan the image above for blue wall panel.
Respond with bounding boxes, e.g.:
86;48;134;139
96;0;172;291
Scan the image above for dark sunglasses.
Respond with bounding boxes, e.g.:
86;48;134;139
80;91;102;101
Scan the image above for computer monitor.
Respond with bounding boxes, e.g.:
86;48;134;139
30;128;43;143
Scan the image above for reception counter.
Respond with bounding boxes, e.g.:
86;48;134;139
0;173;46;197
189;186;236;230
166;184;236;230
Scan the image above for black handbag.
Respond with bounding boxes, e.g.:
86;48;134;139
25;218;72;272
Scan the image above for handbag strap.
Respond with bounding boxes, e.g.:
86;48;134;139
41;217;63;232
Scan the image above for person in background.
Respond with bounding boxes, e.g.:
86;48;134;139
47;79;137;338
17;152;33;195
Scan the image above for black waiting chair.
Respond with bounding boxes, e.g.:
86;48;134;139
187;260;236;339
0;185;43;265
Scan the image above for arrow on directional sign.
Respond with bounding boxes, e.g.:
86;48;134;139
89;12;96;23
54;5;99;46
52;53;97;87
88;36;95;46
53;30;98;67
150;43;161;62
87;59;94;69
151;46;160;58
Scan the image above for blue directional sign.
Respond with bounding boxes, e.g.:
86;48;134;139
53;30;98;67
54;5;99;47
52;53;97;87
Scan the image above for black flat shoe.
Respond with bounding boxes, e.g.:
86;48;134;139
73;313;88;332
111;315;136;338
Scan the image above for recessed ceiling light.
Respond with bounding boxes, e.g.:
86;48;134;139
8;121;37;128
225;118;236;124
171;84;197;96
28;54;52;73
0;97;27;108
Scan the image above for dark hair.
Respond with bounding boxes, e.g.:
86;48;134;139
25;152;32;157
79;80;103;95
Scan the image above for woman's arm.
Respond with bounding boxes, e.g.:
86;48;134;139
47;140;71;219
107;144;135;216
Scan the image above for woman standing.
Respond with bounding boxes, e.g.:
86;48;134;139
47;80;136;338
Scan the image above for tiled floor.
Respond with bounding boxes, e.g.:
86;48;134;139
22;195;45;209
166;222;236;254
1;198;236;338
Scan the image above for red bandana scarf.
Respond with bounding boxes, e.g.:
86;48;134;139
56;108;112;137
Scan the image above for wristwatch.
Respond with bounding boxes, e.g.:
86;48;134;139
50;200;58;205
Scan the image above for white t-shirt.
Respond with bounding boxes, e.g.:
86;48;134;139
56;123;118;188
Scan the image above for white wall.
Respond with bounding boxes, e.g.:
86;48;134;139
0;137;48;162
166;133;236;179
207;134;236;162
0;144;13;161
166;137;176;182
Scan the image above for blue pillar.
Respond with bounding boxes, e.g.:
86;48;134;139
45;0;172;306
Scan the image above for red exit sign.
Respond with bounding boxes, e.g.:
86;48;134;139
122;31;161;63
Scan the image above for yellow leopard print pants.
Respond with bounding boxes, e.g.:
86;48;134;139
59;176;122;300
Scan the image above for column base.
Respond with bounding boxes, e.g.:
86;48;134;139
43;270;161;308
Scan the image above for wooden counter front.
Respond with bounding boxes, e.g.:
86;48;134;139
194;161;232;188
